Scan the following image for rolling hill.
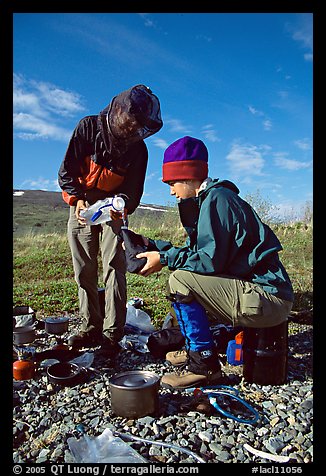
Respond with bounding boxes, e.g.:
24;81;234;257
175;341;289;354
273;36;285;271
13;190;169;236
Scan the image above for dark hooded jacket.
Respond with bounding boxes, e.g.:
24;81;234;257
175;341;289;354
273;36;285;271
153;179;294;302
58;114;148;214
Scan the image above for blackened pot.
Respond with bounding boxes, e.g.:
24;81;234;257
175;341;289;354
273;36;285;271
46;362;82;387
109;370;160;419
13;326;36;345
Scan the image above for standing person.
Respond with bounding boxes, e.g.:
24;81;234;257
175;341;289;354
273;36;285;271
58;84;163;358
133;136;294;389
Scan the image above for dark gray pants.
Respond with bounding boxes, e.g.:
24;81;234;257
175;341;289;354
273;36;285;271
68;206;126;342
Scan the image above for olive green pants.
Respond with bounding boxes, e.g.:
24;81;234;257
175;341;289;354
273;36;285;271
68;205;126;342
168;269;293;328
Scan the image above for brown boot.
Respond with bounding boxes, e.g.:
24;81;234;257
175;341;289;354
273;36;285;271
67;331;102;349
165;349;187;366
96;336;121;358
161;368;222;390
161;348;222;390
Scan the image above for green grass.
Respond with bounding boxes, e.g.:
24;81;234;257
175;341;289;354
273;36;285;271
13;203;70;236
13;213;313;329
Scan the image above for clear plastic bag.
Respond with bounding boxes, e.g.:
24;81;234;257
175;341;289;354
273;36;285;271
67;428;148;463
119;334;149;353
162;312;174;329
126;304;156;333
69;351;94;368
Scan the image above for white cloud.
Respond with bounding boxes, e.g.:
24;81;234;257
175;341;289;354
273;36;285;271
13;74;85;141
14;112;72;141
226;142;267;180
145;172;158;181
263;120;273;131
201;125;221;143
152;138;169;149
14;88;44;116
291;21;312;50
286;14;313;62
165;118;192;134
273;152;312;171
138;13;156;28
31;80;85;117
248;105;272;131
20;177;61;191
304;53;313;62
294;138;312;151
248;105;263;116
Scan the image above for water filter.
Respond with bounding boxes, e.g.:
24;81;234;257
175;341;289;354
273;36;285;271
80;196;125;225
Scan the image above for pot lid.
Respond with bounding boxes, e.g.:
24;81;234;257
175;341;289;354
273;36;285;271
45;316;69;324
110;370;159;389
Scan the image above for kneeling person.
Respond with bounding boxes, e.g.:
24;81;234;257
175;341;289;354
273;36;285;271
134;136;294;390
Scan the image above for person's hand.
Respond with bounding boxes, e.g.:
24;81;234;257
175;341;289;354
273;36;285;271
76;199;87;225
109;207;128;221
109;209;123;221
136;251;163;277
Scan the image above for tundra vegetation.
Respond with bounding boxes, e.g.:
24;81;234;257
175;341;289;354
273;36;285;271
13;191;313;328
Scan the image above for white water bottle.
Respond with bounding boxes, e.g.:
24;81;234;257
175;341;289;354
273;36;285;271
80;196;125;225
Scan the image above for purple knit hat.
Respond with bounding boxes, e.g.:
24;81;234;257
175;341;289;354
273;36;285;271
162;136;208;183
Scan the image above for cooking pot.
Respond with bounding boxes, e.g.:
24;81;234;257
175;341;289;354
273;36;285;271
13;326;36;345
47;362;82;386
13;306;35;328
109;370;160;419
45;316;69;335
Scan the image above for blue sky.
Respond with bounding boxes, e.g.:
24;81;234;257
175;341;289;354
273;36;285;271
13;12;313;219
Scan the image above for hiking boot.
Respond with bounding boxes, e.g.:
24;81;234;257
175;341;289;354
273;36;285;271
67;331;102;349
161;367;223;390
165;349;187;366
95;336;121;359
161;348;222;390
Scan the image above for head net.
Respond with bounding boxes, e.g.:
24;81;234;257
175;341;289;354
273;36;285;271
106;84;163;141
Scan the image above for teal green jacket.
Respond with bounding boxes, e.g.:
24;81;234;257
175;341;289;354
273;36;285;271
153;179;293;302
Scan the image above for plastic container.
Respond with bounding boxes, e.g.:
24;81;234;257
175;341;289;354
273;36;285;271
80;196;125;225
242;321;288;385
226;331;244;365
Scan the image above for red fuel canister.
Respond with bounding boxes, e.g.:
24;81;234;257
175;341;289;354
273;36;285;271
13;358;35;381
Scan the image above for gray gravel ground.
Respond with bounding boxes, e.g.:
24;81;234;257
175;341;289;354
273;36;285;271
13;317;313;466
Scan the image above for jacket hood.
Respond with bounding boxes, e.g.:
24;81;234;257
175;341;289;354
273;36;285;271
200;178;240;196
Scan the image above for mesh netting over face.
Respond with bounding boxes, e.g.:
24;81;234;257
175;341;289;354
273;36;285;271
106;84;163;141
